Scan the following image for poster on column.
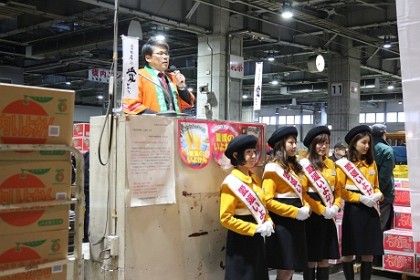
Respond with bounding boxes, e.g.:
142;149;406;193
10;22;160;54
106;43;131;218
210;122;265;167
210;123;239;167
126;116;175;207
178;120;211;169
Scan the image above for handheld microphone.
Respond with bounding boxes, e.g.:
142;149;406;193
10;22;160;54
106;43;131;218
167;65;177;73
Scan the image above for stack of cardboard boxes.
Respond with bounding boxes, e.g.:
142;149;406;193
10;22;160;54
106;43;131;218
381;165;419;275
0;83;75;279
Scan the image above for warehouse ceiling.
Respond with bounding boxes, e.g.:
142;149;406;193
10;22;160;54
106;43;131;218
0;0;401;108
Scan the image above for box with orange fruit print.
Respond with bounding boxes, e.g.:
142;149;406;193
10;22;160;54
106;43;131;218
0;160;72;235
0;229;68;279
0;83;75;146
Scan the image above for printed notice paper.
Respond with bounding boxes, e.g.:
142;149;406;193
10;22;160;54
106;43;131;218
126;116;175;206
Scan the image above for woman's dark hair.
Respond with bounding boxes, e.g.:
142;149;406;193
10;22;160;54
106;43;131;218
308;133;330;170
230;143;257;167
268;135;302;174
141;38;170;62
347;131;374;164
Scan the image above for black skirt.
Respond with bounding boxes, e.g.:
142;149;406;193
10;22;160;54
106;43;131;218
305;193;340;261
341;195;384;256
225;215;269;280
265;198;307;271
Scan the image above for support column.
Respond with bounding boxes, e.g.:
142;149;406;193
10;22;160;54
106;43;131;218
196;10;243;121
327;47;361;144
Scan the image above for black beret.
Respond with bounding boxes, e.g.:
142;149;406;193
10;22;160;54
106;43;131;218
344;125;372;144
303;126;330;148
334;142;346;149
267;126;298;148
224;134;258;160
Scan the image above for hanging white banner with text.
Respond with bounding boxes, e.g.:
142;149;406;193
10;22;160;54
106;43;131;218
253;62;263;111
122;35;139;100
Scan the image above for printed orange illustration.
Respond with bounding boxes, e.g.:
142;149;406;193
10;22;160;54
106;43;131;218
0;173;46;227
0;246;41;264
1;98;52;144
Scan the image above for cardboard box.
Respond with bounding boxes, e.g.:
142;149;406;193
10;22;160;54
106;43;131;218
383;251;415;273
73;123;90;137
395;178;410;189
72;136;90;152
0;150;71;161
0;230;68;272
394;187;411;207
383;229;415;253
394;206;412;230
0;264;67;280
0;161;71;234
0;83;74;145
0;205;69;235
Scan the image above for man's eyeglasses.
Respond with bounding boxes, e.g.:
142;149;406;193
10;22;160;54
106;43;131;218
152;52;169;57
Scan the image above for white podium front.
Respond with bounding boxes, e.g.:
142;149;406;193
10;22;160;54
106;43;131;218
87;115;227;279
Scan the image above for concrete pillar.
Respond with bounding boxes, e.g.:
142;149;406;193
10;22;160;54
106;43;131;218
327;47;361;145
196;10;243;121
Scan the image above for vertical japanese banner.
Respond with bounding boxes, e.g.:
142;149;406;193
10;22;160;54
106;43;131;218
253;62;263;121
178;120;211;169
122;35;139;100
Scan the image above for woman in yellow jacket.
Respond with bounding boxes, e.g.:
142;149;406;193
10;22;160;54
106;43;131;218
336;125;384;280
300;126;341;280
262;126;310;280
220;134;274;280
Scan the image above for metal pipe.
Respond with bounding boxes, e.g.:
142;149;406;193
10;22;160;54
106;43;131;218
79;0;212;35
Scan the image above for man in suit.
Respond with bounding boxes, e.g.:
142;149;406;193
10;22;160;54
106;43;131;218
123;38;194;114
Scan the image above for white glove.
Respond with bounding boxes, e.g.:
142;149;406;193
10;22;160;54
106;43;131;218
255;224;265;236
370;192;383;202
296;206;310;221
255;221;275;237
322;207;335;219
331;205;340;216
262;220;275;237
359;195;375;207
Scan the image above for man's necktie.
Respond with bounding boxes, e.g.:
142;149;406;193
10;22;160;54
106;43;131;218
158;72;169;93
158;72;173;110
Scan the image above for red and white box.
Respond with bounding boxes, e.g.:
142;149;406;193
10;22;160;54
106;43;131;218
73;123;90;137
415;255;420;274
394;206;412;230
72;136;90;152
383;229;418;253
395;178;410;189
383;251;415;273
394;188;411;207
